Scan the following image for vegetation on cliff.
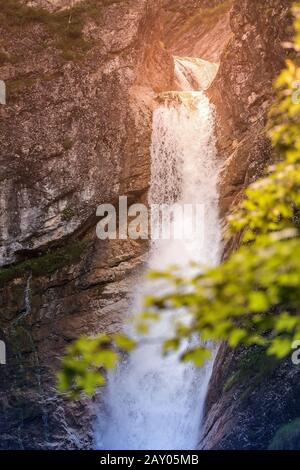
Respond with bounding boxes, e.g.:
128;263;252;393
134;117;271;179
0;0;123;61
0;240;87;286
269;418;300;449
59;2;300;398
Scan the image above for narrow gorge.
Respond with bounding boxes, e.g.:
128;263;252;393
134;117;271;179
0;0;299;452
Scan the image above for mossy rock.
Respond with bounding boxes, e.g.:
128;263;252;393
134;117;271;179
6;78;37;100
269;418;300;450
0;51;11;65
223;346;280;394
62;138;73;152
0;240;88;286
0;0;123;62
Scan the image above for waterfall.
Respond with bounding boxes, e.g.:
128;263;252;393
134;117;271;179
174;57;218;92
95;61;221;451
12;274;50;445
13;274;32;326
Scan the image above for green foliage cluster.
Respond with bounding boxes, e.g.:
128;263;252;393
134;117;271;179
59;2;300;398
59;334;136;398
0;240;87;286
0;0;123;61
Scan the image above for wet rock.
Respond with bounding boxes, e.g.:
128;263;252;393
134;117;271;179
200;343;300;450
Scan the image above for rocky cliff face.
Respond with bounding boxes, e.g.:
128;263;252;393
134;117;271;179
200;0;300;451
162;0;232;61
211;0;292;221
201;343;300;450
0;0;174;267
0;0;174;449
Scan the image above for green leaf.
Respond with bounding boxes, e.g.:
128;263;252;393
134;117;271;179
228;329;248;348
163;338;180;355
113;334;137;352
275;313;298;332
181;348;211;367
136;322;150;335
248;291;270;312
268;337;292;359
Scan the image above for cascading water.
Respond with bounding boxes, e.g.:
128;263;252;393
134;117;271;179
95;60;221;450
174;57;218;92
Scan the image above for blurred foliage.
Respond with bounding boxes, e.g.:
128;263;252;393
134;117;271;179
59;334;136;398
59;2;300;398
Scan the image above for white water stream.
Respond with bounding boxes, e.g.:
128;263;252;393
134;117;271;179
174;57;218;92
95;58;221;450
